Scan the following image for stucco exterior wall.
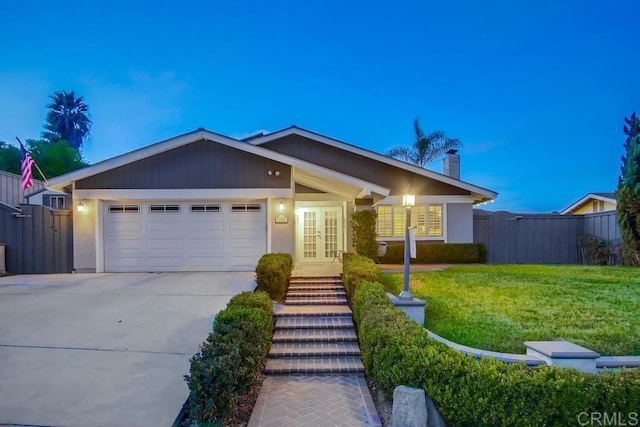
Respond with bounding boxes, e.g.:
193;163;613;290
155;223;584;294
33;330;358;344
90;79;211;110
73;198;97;273
447;203;473;243
270;197;295;255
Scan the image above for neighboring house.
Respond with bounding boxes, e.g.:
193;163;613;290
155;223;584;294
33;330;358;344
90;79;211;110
0;170;46;207
45;126;497;273
560;193;617;215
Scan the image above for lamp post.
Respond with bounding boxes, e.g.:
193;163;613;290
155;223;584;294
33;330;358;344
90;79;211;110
399;194;415;300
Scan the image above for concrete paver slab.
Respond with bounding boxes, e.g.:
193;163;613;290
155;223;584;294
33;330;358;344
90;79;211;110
0;272;256;427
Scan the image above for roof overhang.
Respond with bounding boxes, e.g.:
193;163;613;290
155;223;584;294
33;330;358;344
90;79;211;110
248;126;498;203
561;193;617;214
45;128;390;199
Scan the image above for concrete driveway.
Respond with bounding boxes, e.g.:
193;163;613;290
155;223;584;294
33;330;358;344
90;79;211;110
0;272;257;427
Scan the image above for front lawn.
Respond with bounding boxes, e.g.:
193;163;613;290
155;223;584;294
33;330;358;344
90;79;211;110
380;265;640;356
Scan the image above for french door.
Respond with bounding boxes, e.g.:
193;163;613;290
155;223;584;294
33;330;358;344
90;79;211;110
298;207;343;262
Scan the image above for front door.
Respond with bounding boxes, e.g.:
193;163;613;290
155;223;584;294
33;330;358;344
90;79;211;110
297;206;343;262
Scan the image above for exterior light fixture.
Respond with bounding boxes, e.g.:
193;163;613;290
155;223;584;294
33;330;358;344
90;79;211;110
400;194;415;300
279;199;285;212
77;200;86;213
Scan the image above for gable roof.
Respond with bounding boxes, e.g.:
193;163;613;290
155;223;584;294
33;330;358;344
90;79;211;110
247;126;497;202
45;128;390;198
560;192;617;214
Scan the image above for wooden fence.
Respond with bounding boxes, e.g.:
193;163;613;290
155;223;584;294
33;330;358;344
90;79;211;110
0;204;73;274
473;210;619;264
0;171;45;207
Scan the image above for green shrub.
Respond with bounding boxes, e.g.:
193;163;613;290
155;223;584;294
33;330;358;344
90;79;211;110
379;242;487;264
351;209;378;260
185;294;274;424
342;254;379;300
352;281;640;426
255;253;292;301
228;290;273;314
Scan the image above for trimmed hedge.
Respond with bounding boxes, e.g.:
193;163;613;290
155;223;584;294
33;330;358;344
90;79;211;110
255;253;293;301
379;242;487;264
342;254;379;300
352;281;640;426
185;291;274;424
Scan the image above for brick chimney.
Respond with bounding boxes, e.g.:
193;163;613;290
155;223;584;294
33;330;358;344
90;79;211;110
443;150;460;179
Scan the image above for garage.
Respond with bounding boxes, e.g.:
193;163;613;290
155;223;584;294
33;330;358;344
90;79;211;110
103;201;266;272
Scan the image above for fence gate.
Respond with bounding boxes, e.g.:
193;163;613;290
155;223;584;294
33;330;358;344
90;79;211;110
0;204;73;274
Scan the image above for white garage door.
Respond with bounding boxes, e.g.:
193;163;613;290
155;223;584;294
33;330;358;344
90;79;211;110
103;201;266;272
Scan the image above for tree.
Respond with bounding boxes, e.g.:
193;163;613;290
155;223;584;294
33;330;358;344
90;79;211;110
26;139;87;179
42;90;92;150
0;142;21;174
386;118;462;168
616;111;640;266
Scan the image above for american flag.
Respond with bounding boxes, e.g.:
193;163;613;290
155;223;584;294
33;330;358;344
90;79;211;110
20;145;35;190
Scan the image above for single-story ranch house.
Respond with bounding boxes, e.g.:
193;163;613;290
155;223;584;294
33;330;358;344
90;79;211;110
45;126;497;273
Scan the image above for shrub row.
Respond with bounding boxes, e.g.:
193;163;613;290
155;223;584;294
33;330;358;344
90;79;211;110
255;253;293;301
352;281;640;426
342;254;379;300
379;242;487;264
185;291;274;424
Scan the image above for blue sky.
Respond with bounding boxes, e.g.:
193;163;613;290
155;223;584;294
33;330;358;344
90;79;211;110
1;1;637;212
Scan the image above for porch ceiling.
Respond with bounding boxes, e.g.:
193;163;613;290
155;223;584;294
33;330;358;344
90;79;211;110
293;167;389;199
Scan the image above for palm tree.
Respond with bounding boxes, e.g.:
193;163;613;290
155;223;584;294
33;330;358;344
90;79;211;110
43;91;92;150
386;118;461;167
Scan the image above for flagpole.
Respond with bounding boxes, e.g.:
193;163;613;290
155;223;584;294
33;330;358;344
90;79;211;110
15;137;48;185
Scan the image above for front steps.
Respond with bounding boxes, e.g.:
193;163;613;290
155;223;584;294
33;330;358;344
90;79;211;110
265;276;364;375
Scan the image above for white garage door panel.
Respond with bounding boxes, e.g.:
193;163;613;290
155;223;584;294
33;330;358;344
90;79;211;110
104;201;266;272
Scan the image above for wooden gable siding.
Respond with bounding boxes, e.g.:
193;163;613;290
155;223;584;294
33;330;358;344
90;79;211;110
76;139;291;189
262;135;469;195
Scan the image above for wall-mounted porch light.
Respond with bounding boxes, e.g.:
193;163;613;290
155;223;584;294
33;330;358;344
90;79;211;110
279;199;285;212
77;200;86;213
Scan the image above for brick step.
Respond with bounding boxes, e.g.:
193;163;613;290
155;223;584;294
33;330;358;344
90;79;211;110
275;305;353;317
288;283;343;289
285;297;347;305
286;290;346;298
275;316;354;330
269;342;361;358
264;357;364;374
289;279;342;285
272;329;358;343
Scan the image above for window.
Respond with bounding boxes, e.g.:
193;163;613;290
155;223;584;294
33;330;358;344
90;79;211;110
109;205;140;213
190;204;221;213
149;204;181;213
599;200;605;211
377;206;393;237
49;196;65;210
376;204;443;238
427;205;443;236
231;203;262;213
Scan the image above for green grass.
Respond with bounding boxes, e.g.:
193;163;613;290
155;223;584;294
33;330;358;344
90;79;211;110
380;265;640;356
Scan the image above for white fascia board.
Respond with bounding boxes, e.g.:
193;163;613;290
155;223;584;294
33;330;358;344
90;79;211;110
73;188;293;200
374;195;475;205
46;128;390;198
560;193;618;214
250;127;498;200
293;168;389;199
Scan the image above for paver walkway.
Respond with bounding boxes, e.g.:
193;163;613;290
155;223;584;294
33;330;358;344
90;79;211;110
248;274;382;426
